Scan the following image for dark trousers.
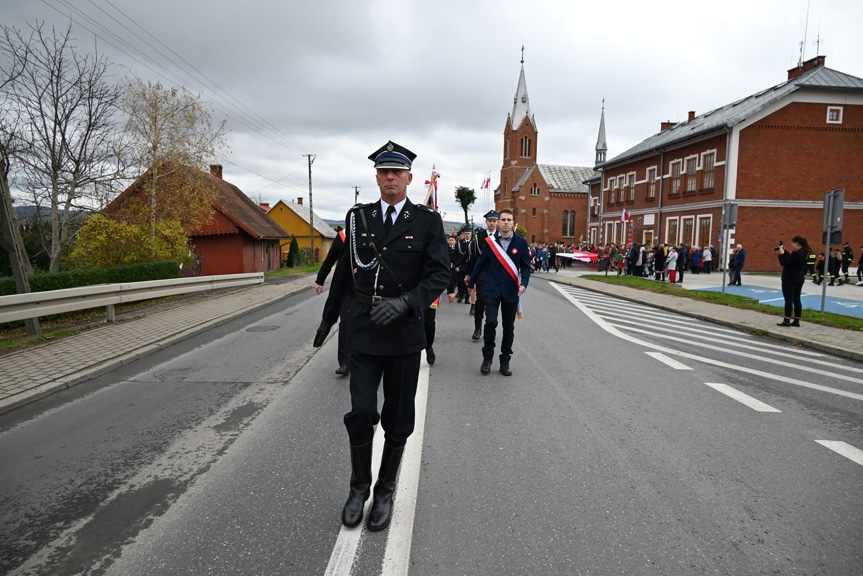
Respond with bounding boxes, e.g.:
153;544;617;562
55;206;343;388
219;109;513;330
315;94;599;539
474;279;487;330
483;295;517;365
337;296;351;366
345;351;421;447
424;306;436;348
781;281;803;318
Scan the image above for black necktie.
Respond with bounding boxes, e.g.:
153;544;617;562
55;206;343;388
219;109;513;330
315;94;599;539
384;205;395;235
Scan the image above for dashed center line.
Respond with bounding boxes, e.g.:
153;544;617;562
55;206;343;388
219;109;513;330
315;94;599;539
645;351;692;370
703;382;782;412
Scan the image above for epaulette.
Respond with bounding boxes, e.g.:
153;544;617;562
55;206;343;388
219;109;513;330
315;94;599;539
415;204;434;213
350;202;373;211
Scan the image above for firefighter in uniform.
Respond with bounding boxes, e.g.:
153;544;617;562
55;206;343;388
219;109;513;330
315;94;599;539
314;230;350;375
466;210;499;340
313;140;450;532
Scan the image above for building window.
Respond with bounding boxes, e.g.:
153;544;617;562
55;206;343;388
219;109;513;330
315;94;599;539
666;217;678;245
627;172;635;202
521;136;532;157
530;183;540;196
532;207;537;217
670;161;681;195
827;106;843;124
562;210;575;237
685;157;697;192
505;139;510;159
608;178;616;204
681;216;695;246
697;216;712;248
616;176;624;203
647;167;657;199
702;152;715;190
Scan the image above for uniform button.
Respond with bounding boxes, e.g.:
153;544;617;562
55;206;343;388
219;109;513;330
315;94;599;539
378;285;384;290
382;246;387;251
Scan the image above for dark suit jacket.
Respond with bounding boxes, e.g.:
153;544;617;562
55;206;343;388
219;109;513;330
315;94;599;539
467;232;531;302
325;198;450;355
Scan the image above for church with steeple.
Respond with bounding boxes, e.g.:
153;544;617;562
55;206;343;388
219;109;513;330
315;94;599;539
496;48;599;246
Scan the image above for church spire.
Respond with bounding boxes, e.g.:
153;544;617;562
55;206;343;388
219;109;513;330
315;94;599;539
511;45;532;130
595;99;607;167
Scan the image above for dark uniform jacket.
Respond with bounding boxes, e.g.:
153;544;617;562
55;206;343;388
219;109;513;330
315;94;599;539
778;248;807;284
326;199;450;355
468;232;532;302
315;230;345;287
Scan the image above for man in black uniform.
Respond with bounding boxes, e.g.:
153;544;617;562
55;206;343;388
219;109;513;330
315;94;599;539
466;210;498;340
313;140;450;532
314;230;350;375
452;227;472;302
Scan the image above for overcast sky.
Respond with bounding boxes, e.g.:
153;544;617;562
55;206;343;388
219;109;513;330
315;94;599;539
2;0;862;224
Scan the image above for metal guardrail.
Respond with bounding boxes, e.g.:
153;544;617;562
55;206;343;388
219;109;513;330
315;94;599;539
0;273;265;324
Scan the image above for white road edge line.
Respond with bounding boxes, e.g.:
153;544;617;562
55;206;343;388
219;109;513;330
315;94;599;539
381;361;430;575
323;362;430;576
551;283;863;403
703;382;782;412
815;440;863;466
646;351;693;370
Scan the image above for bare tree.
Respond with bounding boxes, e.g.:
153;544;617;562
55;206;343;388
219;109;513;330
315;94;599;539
120;74;228;244
1;21;125;271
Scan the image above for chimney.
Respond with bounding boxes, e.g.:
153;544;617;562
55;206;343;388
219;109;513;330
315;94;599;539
687;111;696;122
209;164;223;179
660;121;677;132
787;55;827;80
297;197;303;205
258;203;270;212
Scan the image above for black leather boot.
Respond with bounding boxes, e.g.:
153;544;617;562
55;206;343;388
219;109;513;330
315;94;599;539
342;442;372;528
367;442;405;532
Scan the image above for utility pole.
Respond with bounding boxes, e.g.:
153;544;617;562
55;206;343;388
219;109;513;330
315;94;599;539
353;186;360;204
303;154;316;263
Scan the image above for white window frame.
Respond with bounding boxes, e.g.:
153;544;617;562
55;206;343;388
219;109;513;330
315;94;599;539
826;106;843;124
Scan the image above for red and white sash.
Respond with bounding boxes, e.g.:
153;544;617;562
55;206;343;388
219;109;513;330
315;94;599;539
485;235;524;318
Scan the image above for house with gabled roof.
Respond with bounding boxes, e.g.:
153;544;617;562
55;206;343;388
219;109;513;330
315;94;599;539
587;55;863;271
496;54;597;245
105;164;290;276
266;198;338;264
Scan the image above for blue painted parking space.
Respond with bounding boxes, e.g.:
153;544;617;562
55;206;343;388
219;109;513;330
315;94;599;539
697;285;863;319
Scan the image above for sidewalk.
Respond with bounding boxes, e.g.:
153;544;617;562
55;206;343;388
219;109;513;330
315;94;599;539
1;268;861;416
0;276;311;415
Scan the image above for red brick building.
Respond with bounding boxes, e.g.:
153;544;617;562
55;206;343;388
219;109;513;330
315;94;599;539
496;56;596;246
587;55;863;271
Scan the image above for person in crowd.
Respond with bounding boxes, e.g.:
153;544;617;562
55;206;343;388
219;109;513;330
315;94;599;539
690;246;702;274
841;241;854;284
857;245;863;286
423;273;456;365
731;243;746;286
777;236;810;327
676;243;688;283
466;210;499;340
702;245;713;274
828;248;844;286
314;229;351;375
654;243;667;281
666;246;678;284
312;140;450;532
452;227;472;302
813;252;826;285
465;207;531;377
806;248;817;277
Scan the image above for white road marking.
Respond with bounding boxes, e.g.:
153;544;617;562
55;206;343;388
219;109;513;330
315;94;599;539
703;383;782;412
552;283;863;402
646;351;692;369
815;440;863;466
324;363;430;576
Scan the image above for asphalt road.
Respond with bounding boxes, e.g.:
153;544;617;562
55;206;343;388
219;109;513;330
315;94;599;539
1;281;861;575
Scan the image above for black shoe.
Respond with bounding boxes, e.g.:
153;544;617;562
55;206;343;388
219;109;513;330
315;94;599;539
777;319;791;327
480;360;491;375
790;319;800;327
457;296;463;303
499;364;512;376
472;328;481;341
426;346;435;365
469;304;475;315
335;363;350;376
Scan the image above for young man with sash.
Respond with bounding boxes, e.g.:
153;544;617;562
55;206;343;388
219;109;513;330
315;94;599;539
465;208;531;376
